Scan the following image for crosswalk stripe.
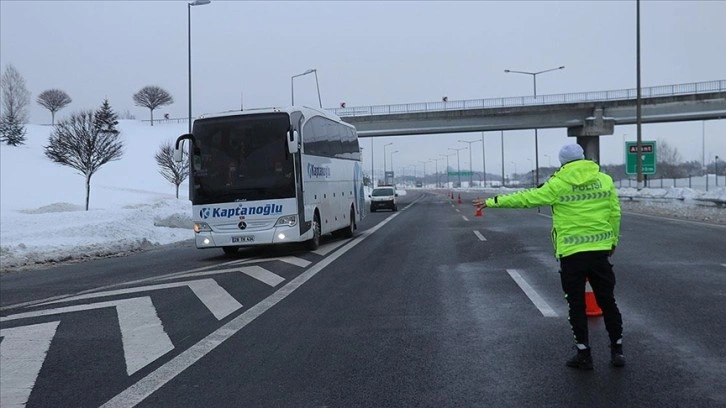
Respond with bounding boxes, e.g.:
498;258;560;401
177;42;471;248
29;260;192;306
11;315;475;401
1;321;60;408
473;230;487;241
1;297;173;376
35;279;242;320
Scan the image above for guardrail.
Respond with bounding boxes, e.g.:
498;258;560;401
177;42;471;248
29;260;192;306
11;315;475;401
329;79;726;117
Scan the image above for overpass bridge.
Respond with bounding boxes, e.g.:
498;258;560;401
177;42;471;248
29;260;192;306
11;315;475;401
331;79;726;163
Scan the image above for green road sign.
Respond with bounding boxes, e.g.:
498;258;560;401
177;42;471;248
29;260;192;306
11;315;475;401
625;141;656;175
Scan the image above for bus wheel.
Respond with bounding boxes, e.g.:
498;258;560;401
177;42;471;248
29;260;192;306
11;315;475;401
341;208;355;238
306;214;321;250
222;247;239;256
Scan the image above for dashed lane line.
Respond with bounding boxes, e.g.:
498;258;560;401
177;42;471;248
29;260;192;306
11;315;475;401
473;230;487;241
506;269;558;317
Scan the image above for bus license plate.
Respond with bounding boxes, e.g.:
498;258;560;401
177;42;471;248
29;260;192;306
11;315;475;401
232;236;254;243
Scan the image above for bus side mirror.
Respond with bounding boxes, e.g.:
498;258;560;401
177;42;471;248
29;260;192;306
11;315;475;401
174;133;195;162
287;130;299;154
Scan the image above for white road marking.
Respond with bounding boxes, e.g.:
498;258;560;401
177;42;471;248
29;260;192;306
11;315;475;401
721;264;726;268
156;266;285;288
506;269;558;317
462;216;469;221
473;230;487;241
1;321;60;408
36;279;242;320
2;297;174;375
101;210;398;408
455;208;461;213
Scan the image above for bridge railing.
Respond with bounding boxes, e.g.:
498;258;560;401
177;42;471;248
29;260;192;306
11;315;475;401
330;79;726;117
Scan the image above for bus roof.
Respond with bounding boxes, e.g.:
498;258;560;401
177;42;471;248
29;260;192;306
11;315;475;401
197;106;345;124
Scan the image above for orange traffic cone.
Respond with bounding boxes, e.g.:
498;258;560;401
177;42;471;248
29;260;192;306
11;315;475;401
585;278;602;317
475;206;483;217
457;194;462;204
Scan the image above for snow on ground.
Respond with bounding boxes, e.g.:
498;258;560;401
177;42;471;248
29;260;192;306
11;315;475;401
1;122;724;273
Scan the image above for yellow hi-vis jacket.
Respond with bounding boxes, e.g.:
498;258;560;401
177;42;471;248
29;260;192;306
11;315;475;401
485;159;621;259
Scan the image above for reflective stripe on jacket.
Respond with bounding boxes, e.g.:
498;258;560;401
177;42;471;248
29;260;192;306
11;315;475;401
485;160;621;258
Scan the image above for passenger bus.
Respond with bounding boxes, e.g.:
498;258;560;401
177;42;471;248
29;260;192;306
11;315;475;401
174;106;365;255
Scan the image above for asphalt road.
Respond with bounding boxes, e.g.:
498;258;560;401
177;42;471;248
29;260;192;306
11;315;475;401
1;190;725;407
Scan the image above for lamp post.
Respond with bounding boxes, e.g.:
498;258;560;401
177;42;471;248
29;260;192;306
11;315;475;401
504;65;565;187
291;68;322;108
419;160;429;187
431;157;443;188
188;0;211;133
481;132;487;187
500;130;505;186
459;138;480;187
440;153;454;188
390;150;399;185
449;147;467;187
383;142;393;185
716;155;720;186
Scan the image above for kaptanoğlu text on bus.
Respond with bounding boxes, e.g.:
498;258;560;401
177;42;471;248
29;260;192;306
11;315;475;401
174;106;365;255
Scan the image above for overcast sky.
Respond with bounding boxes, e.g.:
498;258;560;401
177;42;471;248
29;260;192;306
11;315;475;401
2;1;725;177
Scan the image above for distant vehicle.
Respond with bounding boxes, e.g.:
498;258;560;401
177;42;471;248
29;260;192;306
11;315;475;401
415;181;423;188
174;106;365;255
369;186;398;212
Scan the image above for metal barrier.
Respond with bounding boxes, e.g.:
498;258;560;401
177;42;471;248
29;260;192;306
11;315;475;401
330;79;726;117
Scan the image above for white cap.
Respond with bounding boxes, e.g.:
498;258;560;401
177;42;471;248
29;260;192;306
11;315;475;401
558;144;584;165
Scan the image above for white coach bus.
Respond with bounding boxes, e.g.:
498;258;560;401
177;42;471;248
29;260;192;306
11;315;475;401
174;106;365;255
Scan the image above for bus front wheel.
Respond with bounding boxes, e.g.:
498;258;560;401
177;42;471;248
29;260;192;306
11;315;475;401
305;214;321;251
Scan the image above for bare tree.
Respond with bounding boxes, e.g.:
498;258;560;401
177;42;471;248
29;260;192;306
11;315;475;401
133;85;173;126
155;140;189;198
656;139;685;178
37;89;72;125
44;110;124;210
0;64;31;145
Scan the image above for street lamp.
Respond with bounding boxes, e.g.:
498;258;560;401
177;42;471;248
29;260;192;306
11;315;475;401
449;147;467;187
419;160;429;187
390;150;399;184
291;68;322;108
459;138;480;187
504;65;565;187
383;142;393;185
431;157;443;188
188;0;211;133
440;153;454;188
716;155;720;186
500;130;505;186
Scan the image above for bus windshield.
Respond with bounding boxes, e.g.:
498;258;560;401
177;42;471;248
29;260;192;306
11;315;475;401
190;113;295;205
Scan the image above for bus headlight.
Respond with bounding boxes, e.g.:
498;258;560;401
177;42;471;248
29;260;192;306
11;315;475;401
275;215;297;227
194;222;212;233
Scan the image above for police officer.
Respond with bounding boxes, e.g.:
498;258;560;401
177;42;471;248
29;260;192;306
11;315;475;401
474;143;625;370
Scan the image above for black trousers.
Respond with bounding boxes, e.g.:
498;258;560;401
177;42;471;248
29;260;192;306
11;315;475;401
559;250;623;346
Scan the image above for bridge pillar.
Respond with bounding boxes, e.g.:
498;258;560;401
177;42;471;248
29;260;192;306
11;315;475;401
567;107;615;163
576;136;601;163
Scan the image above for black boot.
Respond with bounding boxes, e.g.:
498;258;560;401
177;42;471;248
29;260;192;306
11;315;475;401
566;346;593;370
610;341;626;367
